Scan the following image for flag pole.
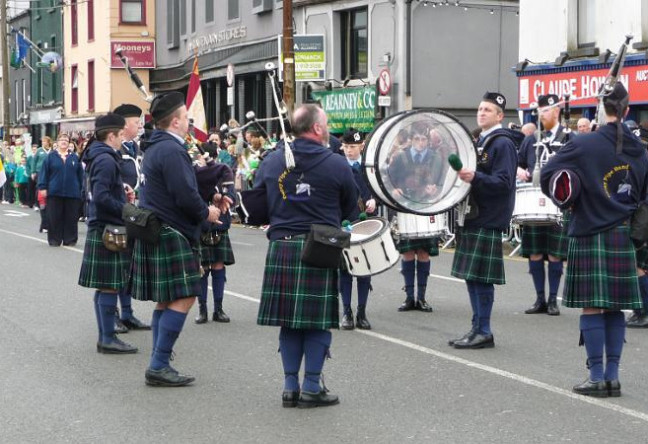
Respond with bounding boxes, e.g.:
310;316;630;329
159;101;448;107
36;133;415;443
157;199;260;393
1;0;11;142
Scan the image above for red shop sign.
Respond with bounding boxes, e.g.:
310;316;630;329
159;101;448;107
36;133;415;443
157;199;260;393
518;64;648;109
110;41;156;69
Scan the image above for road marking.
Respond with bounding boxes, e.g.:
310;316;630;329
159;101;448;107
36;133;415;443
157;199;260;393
231;241;254;247
2;226;639;420
3;210;31;217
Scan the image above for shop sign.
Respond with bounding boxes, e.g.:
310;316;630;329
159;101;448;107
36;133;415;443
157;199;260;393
518;63;648;109
311;86;376;132
278;35;326;82
188;26;248;54
110;41;156;69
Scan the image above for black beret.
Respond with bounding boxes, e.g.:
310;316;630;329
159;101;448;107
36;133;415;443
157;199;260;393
482;91;506;110
624;120;638;131
341;128;363;144
150;92;185;121
603;81;629;114
113;103;142;118
95;113;126;132
538;94;560;108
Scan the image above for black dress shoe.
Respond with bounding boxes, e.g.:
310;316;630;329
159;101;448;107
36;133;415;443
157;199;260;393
341;312;354;330
97;337;138;354
572;379;608;397
115;318;129;334
282;390;300;408
212;308;230;323
398;299;416;312
355;315;371;330
195;307;208;324
626;311;640;324
524;301;548;314
297;390;340;408
607;379;621;397
448;329;476;346
626;314;648;328
546;301;560;316
122;316;151;330
416;299;433;312
145;366;195;387
453;333;495;349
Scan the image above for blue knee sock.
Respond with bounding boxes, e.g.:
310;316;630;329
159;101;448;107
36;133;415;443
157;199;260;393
302;330;332;394
93;291;101;342
580;314;606;382
339;270;353;307
151;309;164;352
401;259;415;300
211;268;226;309
466;281;479;330
119;290;133;320
639;275;648;314
357;276;371;307
547;261;563;302
198;271;209;306
150;309;187;371
416;260;431;301
97;292;118;344
528;260;546;300
279;327;304;392
604;311;626;381
474;283;494;335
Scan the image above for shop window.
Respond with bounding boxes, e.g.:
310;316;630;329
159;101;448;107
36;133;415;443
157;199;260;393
88;60;95;112
340;8;368;80
120;0;145;25
228;0;239;20
71;65;78;114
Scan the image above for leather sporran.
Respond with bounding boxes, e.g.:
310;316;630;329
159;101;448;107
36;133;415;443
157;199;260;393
300;224;351;269
102;225;128;252
200;231;221;246
122;203;162;245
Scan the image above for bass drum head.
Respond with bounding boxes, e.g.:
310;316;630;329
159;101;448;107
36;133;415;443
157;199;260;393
362;109;476;215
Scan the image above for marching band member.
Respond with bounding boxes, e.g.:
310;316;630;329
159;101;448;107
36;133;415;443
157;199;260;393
449;92;517;349
255;104;357;408
541;82;648;397
517;94;573;316
339;128;376;330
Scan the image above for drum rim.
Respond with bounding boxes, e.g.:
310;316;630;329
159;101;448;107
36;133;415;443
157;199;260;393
348;217;389;244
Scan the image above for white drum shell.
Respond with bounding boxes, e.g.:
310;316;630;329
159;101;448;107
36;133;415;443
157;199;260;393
342;218;399;277
396;212;449;239
512;184;562;226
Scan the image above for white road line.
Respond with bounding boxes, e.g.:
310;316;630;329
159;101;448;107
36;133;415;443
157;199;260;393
3;226;645;421
231;241;254;247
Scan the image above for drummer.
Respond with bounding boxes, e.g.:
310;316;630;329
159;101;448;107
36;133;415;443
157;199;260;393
517;94;574;316
339;128;377;330
389;122;444;313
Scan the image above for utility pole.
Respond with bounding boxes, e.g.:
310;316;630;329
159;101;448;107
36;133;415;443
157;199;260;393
282;0;294;114
1;0;10;142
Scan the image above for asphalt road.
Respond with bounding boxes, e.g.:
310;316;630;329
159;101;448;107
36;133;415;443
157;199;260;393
2;206;648;443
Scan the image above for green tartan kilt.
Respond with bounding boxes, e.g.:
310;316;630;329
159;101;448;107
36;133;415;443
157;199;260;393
200;231;235;266
78;227;130;290
520;217;569;259
128;226;202;302
257;238;339;330
563;225;641;309
397;236;440;255
451;227;505;285
636;246;648;270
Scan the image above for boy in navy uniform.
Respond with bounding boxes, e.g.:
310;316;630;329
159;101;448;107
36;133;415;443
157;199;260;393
517;94;573;316
541;82;648;397
449;92;518;349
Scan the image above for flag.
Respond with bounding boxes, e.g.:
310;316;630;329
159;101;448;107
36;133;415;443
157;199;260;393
0;159;6;188
17;32;29;61
186;56;208;142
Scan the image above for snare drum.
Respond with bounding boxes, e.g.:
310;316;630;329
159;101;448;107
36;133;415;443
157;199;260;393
396;212;449;239
511;184;562;226
342;217;399;277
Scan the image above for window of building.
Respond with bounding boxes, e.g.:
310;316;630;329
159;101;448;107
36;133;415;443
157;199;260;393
577;0;595;46
51;36;58;101
340;8;368;79
14;81;18;119
191;0;196;33
88;60;95;111
206;0;214;22
642;0;648;43
167;0;179;48
180;0;187;36
228;0;239;20
120;0;145;24
36;43;43;103
71;65;78;114
21;79;26;115
88;0;94;40
71;0;78;45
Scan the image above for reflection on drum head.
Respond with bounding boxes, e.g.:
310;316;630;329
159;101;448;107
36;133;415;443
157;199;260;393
350;219;383;242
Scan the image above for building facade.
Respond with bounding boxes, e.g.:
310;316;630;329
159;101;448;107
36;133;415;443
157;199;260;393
8;10;31;139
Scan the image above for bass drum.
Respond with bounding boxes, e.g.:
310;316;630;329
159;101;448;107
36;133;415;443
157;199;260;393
362;109;476;215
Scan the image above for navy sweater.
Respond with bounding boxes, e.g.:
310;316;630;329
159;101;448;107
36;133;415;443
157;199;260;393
84;142;126;228
541;123;648;236
38;150;84;199
254;137;358;240
139;130;209;241
518;125;573;173
348;162;375;221
466;129;518;231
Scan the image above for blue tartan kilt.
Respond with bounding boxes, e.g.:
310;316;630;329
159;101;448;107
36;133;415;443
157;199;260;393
257;238;339;330
128;226;202;302
397;236;440;255
563;225;641;309
451;227;505;285
78;227;130;290
200;231;235;266
520;220;569;259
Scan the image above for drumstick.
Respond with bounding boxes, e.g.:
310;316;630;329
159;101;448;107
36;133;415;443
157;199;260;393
448;153;463;171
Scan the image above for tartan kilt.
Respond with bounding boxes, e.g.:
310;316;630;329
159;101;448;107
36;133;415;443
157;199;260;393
397;236;440;255
563;225;641;309
520;217;569;259
200;231;235;266
128;226;202;302
257;238;339;330
451;227;505;285
636;246;648;271
78;227;130;290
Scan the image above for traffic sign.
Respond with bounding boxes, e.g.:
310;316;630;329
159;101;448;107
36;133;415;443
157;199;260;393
226;64;235;87
378;68;392;95
378;95;392;107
